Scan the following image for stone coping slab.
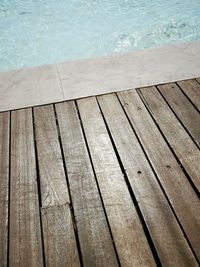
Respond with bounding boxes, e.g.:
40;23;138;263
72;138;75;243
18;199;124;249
0;41;200;112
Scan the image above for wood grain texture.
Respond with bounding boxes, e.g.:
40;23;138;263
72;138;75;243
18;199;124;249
34;105;69;208
138;86;200;194
55;101;119;267
2;77;200;266
34;104;80;266
41;205;80;267
118;89;200;261
10;108;43;266
0;112;10;266
158;83;200;147
177;79;200;111
78;97;156;267
98;93;199;267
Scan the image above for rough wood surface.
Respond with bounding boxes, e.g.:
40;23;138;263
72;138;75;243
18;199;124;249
158;83;200;147
9;108;43;266
138;86;200;194
196;78;200;85
34;105;70;208
1;78;200;266
118;89;200;261
98;93;199;267
78;97;156;267
178;79;200;111
34;104;80;266
55;101;119;267
41;205;80;267
0;112;10;266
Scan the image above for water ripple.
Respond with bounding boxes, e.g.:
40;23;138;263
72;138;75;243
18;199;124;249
0;0;200;72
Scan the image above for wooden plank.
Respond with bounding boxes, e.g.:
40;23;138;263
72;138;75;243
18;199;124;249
98;93;199;267
138;86;200;193
41;205;80;267
118;89;200;261
158;83;200;147
34;105;69;208
177;79;200;111
34;105;80;267
0;112;10;266
77;97;156;267
55;101;119;267
9;108;43;266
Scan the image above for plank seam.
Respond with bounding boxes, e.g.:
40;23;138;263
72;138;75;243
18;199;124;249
176;81;200;114
0;78;199;115
136;89;200;264
157;85;200;150
195;78;200;87
74;100;121;267
7;111;11;266
96;96;162;267
32;108;47;267
137;89;200;197
53;104;84;267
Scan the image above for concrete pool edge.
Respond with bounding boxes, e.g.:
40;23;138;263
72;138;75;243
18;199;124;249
0;40;200;112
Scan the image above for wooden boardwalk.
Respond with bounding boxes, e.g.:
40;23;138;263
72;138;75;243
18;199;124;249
0;78;200;266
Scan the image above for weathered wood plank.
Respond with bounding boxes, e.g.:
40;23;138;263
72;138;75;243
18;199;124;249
55;101;119;267
177;79;200;111
77;97;156;267
34;105;69;208
118;89;200;261
138;86;200;194
41;205;80;267
0;112;10;266
158;83;200;147
98;93;199;267
9;108;43;266
34;105;80;267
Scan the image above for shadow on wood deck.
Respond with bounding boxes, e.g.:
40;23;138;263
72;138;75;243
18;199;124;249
0;78;200;266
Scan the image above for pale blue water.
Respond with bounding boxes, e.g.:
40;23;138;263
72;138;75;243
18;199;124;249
0;0;200;72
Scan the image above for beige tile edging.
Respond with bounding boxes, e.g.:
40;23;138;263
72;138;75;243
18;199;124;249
0;41;200;112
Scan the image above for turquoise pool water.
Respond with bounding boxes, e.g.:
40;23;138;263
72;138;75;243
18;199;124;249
0;0;200;72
